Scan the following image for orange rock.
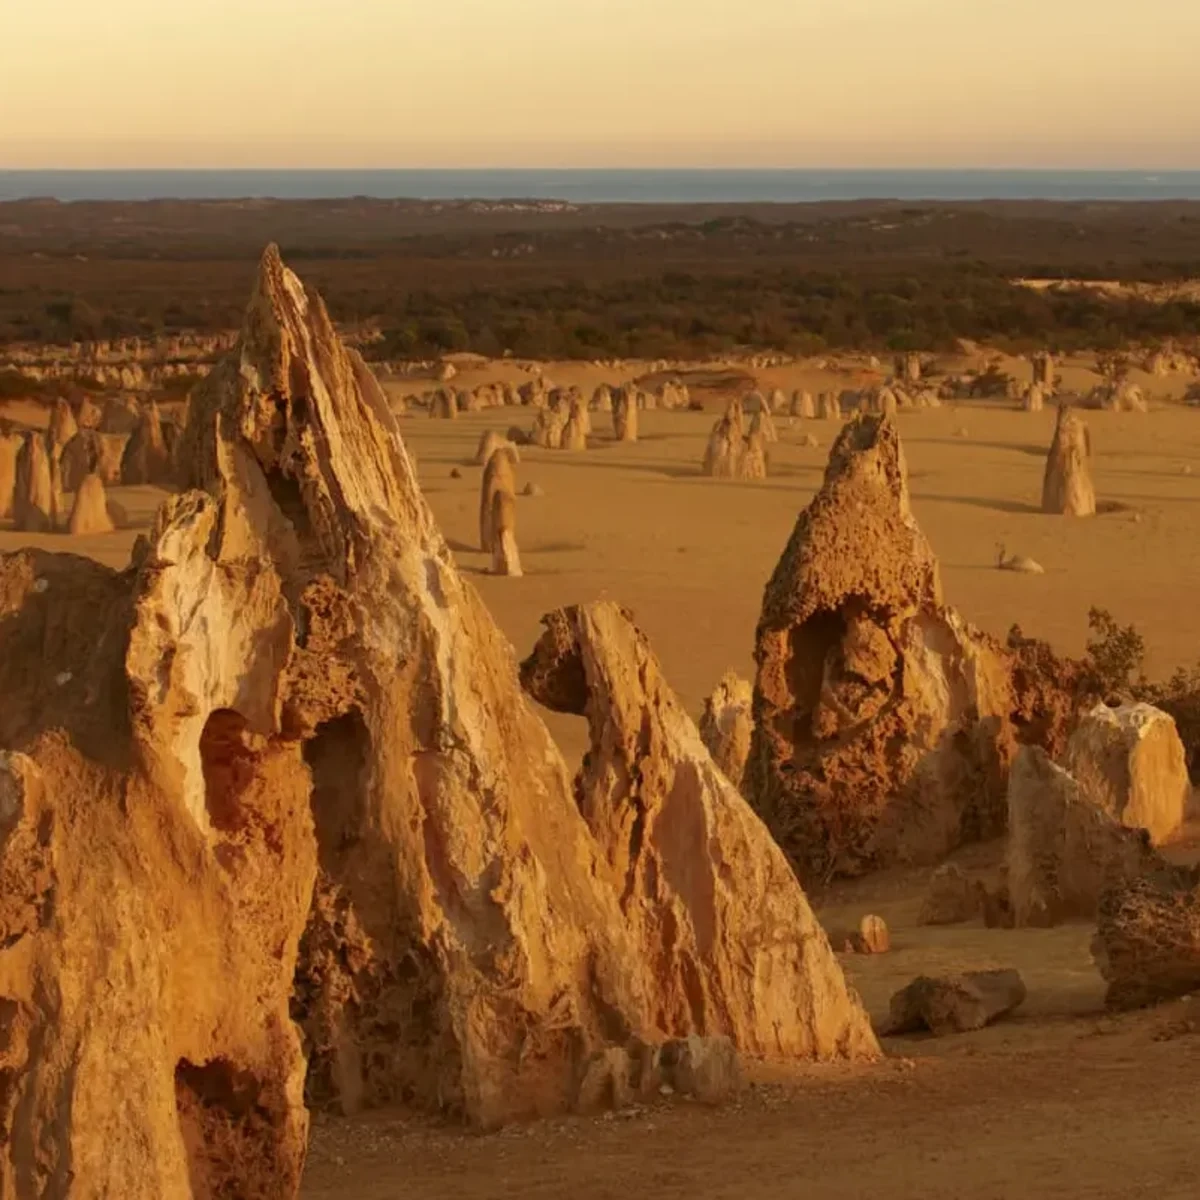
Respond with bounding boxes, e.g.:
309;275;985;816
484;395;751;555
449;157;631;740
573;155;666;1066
747;415;1014;881
521;602;879;1063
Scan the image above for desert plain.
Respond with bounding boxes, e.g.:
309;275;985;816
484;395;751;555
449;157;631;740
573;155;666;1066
3;202;1200;1199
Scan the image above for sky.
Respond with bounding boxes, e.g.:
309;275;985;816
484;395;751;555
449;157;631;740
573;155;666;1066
4;0;1199;170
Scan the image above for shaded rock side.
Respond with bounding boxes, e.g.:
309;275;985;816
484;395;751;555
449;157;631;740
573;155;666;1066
0;431;20;519
1093;862;1200;1011
120;400;173;486
520;602;879;1063
1007;745;1163;927
176;246;653;1128
698;671;753;787
1063;703;1189;846
13;432;60;533
746;415;1014;881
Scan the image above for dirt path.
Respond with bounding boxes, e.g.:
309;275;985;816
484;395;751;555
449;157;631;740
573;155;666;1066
302;1005;1200;1199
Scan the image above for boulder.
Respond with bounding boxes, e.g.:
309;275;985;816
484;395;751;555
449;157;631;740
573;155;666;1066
791;390;815;419
520;602;879;1062
817;392;842;421
883;970;1026;1036
918;863;980;926
430;387;458;419
530;406;566;449
1093;863;1200;1010
1007;745;1162;927
698;671;753;787
658;1036;743;1104
1041;405;1095;516
746;415;1014;880
1063;703;1189;845
66;473;116;535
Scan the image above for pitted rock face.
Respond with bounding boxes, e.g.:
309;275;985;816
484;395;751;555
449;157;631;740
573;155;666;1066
521;602;879;1063
747;414;1014;881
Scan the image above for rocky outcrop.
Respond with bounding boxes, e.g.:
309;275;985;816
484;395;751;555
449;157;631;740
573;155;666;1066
60;429;128;491
480;446;518;552
1042;405;1096;516
13;432;59;533
703;401;768;480
1093;863;1200;1010
612;387;638;442
520;602;878;1061
47;396;78;452
66;473;116;535
489;489;522;576
0;430;21;519
177;246;675;1128
120;400;173;486
1007;746;1162;927
746;415;1014;880
698;672;753;787
1063;703;1189;845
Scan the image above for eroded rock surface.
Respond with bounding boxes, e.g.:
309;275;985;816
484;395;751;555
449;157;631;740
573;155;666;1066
746;415;1014;880
520;602;879;1063
698;672;753;787
1063;703;1189;846
1042;405;1096;516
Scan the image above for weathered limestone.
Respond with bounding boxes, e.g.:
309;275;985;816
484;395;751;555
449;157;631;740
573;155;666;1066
561;405;588;451
591;384;613;413
918;863;980;926
1032;351;1055;389
480;445;518;552
703;401;768;480
1022;383;1046;413
430;387;458;419
120;400;173;486
490;489;523;576
0;430;21;519
520;603;879;1062
172;247;665;1129
747;415;1014;880
13;432;59;533
530;406;567;449
612;387;638;442
883;970;1026;1036
1093;863;1200;1010
896;353;922;384
768;388;787;415
791;390;815;419
750;408;778;444
1007;745;1162;927
76;394;103;429
1063;703;1189;845
473;428;520;467
817;392;842;421
66;473;116;535
698;672;754;787
1041;405;1096;516
100;395;141;435
47;396;78;452
59;429;128;491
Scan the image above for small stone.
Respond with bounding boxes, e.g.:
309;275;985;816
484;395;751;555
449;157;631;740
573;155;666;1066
522;482;545;498
857;914;890;954
449;467;462;479
55;671;73;687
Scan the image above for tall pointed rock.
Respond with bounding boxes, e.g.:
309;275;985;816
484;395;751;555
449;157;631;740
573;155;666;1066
746;415;1014;881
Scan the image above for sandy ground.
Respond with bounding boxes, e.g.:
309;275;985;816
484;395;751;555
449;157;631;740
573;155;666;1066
4;367;1200;1197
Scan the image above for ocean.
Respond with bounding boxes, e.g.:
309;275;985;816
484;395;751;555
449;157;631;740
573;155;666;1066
3;169;1200;204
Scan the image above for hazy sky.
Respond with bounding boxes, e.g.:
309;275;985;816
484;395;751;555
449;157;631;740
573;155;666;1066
5;0;1199;169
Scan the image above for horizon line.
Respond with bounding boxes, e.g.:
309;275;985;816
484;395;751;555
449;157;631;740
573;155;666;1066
4;165;1200;175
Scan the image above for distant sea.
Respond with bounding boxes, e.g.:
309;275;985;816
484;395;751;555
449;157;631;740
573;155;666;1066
3;169;1200;204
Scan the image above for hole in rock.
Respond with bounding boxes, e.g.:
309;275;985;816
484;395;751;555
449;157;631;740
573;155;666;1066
785;609;846;735
199;709;258;834
303;710;370;861
174;1057;280;1197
